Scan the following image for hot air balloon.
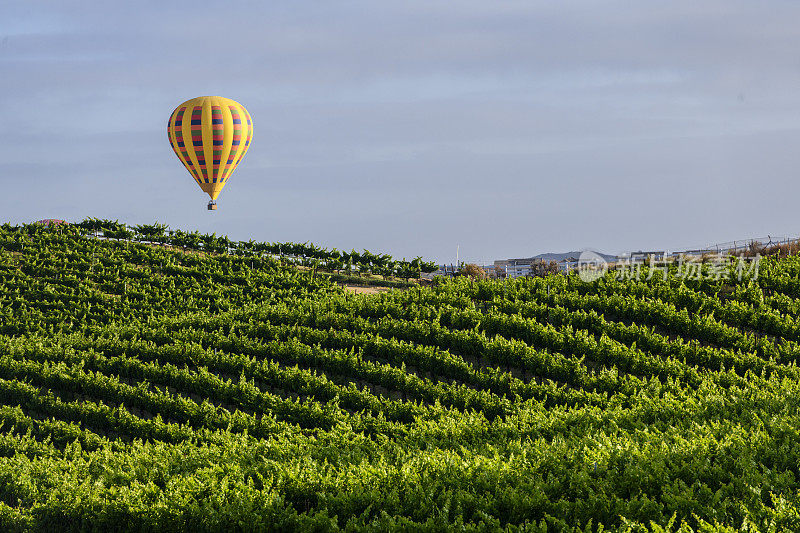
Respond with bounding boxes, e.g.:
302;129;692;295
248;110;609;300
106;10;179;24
166;96;253;210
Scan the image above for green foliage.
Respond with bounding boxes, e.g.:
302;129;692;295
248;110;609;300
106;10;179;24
76;218;433;281
2;223;800;530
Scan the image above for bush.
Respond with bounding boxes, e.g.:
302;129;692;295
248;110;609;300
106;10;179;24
531;260;559;277
460;263;487;280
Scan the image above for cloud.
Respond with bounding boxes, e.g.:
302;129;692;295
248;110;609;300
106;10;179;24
2;1;800;261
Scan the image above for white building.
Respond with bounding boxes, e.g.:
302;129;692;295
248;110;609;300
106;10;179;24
493;258;545;279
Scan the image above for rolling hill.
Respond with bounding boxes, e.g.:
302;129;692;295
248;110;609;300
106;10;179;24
0;221;799;531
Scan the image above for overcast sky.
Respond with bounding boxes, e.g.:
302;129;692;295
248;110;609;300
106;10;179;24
2;1;800;263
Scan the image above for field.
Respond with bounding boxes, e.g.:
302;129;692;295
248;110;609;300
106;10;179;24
2;223;800;531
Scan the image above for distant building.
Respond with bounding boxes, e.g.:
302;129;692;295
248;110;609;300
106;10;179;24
680;249;714;257
628;250;667;262
559;257;579;272
494;257;546;279
431;265;459;277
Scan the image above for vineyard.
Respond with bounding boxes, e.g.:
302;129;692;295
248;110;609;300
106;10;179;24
2;222;800;531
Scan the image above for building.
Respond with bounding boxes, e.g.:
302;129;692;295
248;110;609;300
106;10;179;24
627;250;668;262
429;265;459;277
493;257;547;279
559;257;579;272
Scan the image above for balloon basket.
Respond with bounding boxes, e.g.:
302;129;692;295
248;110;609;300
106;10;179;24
207;201;218;211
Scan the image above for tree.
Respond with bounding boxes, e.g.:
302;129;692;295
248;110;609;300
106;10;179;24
104;226;134;241
372;253;392;277
530;260;559;277
76;217;114;237
421;261;438;274
200;233;225;254
235;240;257;257
460;263;487;280
133;223;168;243
216;235;233;254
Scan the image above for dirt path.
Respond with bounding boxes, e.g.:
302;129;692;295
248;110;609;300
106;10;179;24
344;285;393;295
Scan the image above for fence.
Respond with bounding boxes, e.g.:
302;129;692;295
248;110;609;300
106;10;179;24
704;235;800;254
625;234;800;259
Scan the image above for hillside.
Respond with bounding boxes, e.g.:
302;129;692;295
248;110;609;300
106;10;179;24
1;223;800;530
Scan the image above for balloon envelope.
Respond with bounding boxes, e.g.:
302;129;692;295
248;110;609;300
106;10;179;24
167;96;253;201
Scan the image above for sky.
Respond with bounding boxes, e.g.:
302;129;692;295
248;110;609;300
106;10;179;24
2;1;800;264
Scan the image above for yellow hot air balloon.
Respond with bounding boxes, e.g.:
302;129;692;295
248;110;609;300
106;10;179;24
167;96;253;210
